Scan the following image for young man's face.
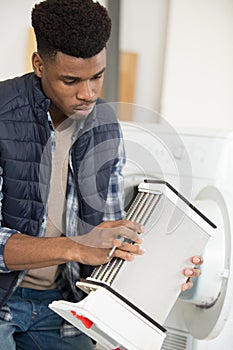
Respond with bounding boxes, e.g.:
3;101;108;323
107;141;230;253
33;49;106;124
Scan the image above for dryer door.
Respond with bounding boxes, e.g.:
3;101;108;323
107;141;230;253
180;185;233;340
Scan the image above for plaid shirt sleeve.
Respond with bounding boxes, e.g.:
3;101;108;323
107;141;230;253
0;166;19;272
0;228;19;272
102;132;126;221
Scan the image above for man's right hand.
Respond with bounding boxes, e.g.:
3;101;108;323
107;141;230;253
4;220;145;270
69;219;145;265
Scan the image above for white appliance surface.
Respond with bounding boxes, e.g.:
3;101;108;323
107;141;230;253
121;122;233;350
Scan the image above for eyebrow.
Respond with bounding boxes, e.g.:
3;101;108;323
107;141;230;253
59;67;106;81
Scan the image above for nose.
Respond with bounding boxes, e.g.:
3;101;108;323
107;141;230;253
76;80;95;102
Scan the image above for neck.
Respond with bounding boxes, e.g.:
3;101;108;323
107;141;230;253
49;105;68;129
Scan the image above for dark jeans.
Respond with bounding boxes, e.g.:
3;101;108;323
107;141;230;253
0;287;94;350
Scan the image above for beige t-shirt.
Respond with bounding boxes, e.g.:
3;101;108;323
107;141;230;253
20;121;75;290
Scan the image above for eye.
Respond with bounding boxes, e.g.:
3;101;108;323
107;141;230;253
92;73;104;80
63;79;77;85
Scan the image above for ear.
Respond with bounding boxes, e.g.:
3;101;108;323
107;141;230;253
32;52;44;78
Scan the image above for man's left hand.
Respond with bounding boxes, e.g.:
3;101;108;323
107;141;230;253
181;256;203;291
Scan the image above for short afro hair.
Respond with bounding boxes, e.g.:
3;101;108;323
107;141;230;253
31;0;112;59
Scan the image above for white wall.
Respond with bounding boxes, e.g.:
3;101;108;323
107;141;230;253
0;0;38;80
161;0;233;130
120;0;169;115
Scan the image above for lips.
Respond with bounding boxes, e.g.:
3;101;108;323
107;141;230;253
74;107;92;111
73;100;96;109
73;102;95;111
71;105;94;118
70;100;97;118
73;106;93;113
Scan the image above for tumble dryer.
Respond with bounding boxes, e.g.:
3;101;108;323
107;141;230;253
121;121;233;350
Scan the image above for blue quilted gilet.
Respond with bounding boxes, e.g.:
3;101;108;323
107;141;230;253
0;73;121;307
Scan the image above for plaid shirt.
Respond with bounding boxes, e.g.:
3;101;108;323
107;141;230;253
0;112;126;336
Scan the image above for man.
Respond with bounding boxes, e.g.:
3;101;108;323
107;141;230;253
0;0;202;349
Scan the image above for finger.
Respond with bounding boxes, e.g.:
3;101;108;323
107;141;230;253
113;249;136;262
117;226;144;243
192;267;201;277
112;235;125;247
113;236;144;247
190;256;203;265
181;278;193;291
183;267;201;278
118;243;145;255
